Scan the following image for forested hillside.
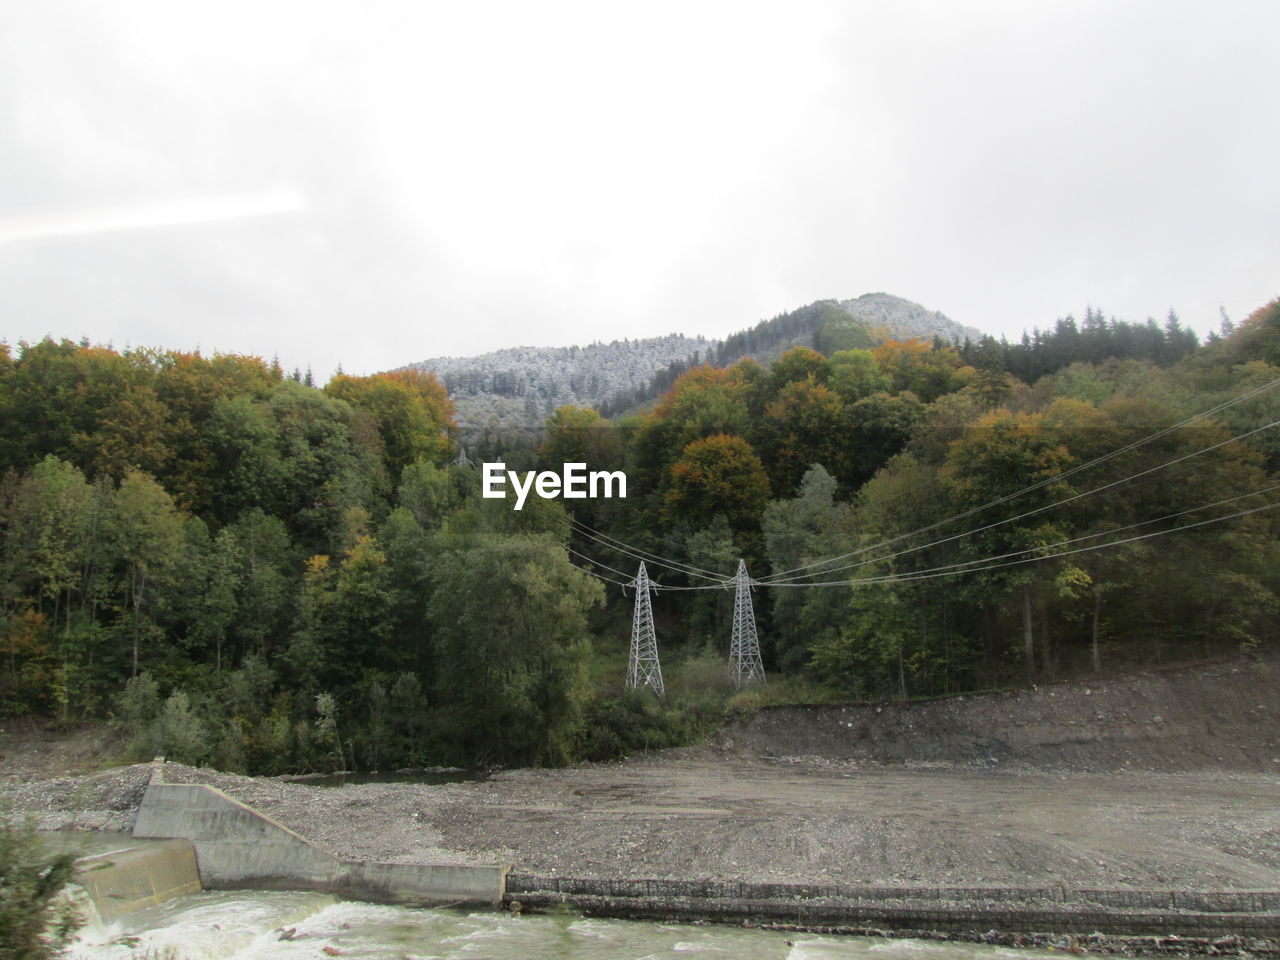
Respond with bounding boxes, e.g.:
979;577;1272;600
1;297;1276;774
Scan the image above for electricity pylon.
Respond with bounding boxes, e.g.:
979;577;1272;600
729;559;766;689
627;562;665;697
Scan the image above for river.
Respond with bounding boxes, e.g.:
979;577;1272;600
67;890;1053;960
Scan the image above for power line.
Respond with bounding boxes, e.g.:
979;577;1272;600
765;497;1280;589
565;545;636;582
570;517;729;580
571;565;634;590
565;549;723;593
563;548;636;590
768;483;1280;587
566;549;725;594
758;375;1280;582
576;485;1280;594
566;380;1280;597
646;582;729;592
761;416;1280;584
569;518;729;582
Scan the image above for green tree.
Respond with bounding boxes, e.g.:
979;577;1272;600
872;338;963;402
846;392;925;486
205;394;287;524
226;509;296;661
325;369;457;482
664;434;771;550
428;533;602;766
109;469;185;679
810;578;915;698
763;464;850;670
378;507;435;678
82;382;172;482
540;406;616;466
761;379;849;495
397;459;457;529
330;535;395;678
187;524;244;673
149;690;211;765
769;346;829;392
268;380;386;553
683;514;738;647
637;366;752;462
827;348;890;402
2;458;94;701
814;315;875;354
940;410;1075;681
1230;297;1280;366
291;535;395;690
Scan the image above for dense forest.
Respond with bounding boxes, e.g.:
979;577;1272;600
1;298;1277;773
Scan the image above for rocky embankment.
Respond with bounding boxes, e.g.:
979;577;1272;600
0;721;146;831
716;655;1280;772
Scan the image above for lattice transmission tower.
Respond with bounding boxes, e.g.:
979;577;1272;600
729;559;766;688
627;562;665;697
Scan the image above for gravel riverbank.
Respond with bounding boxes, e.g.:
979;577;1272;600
7;748;1280;893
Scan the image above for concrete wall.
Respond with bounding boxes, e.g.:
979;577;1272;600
506;874;1280;938
132;765;507;905
75;839;201;923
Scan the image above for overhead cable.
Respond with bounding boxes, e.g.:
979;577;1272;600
759;375;1280;582
765;498;1280;589
569;517;729;582
761;416;1280;584
767;482;1280;587
566;561;634;591
565;545;635;582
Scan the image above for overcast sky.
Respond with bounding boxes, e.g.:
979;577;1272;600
1;1;1276;379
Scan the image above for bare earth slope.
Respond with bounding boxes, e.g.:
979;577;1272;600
716;656;1280;772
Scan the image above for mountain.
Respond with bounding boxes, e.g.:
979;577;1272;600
406;334;713;442
841;292;981;342
705;294;980;374
403;294;978;441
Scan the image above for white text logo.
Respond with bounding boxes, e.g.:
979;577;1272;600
482;462;627;510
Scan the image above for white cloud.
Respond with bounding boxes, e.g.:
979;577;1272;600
0;187;308;244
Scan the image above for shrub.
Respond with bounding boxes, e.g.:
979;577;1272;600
0;816;82;959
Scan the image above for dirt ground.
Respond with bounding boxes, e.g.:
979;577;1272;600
0;716;126;780
152;755;1280;889
4;657;1280;893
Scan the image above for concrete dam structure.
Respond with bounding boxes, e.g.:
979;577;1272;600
81;759;509;919
74;839;202;923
